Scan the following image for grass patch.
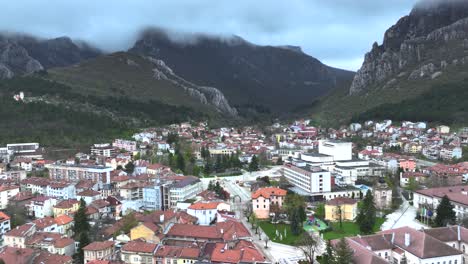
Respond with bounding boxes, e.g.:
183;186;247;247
322;217;385;240
258;221;303;246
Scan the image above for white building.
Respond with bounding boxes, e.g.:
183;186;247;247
169;177;203;208
27;197;57;218
414;186;468;220
318;140;352;161
282;163;331;194
0;186;19;209
90;143;116;157
187;201;231;225
333;160;385;186
143;181;169;211
342;226;463;264
46;182;76;200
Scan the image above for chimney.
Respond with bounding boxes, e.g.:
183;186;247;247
404;233;410;247
458;225;461;241
391;232;395;244
160;214;164;223
220;228;224;234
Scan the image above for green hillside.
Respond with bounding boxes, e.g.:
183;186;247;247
0;77;209;147
309;64;468;126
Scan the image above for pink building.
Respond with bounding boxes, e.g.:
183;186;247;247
399;158;416;172
251;187;287;219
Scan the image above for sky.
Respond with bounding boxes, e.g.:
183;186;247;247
0;0;419;71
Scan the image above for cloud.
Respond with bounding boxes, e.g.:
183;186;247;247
0;0;417;70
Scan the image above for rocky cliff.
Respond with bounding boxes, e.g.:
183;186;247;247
0;34;100;79
130;28;354;112
350;0;468;94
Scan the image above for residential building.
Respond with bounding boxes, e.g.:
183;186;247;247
90;143;116;157
53;199;80;217
121;239;157;264
4;223;36;248
187;201;231;225
0;185;19;209
325;197;357;221
130;222;161;243
27;196;57;218
251;187;287;219
83;241;115;263
142;181;169;211
399;158;416;172
6;143;39;154
46;181;76;200
113;139;137;152
0;212;11;244
46;163;113;186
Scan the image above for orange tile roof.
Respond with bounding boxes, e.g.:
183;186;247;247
188;201;221;210
55;214;73;225
251;187;287;199
0;211;10;221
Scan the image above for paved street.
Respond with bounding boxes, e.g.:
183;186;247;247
381;197;428;231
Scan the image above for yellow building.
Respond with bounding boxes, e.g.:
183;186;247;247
53;199;80;217
130;222;161;243
325;197;358;222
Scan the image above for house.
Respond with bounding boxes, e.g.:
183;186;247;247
83;241;115;263
165;220;250;243
208;241;266;264
437;125;451;134
187;201;231;225
168;176;203;208
399;158;416;172
0;247;36;264
32;251;73;264
120;239;157;264
0;212;11;244
54;214;74;236
423;225;468;264
26;232;75;256
154;245;200;264
325;197;357;221
4;222;36;248
400;171;426;188
251;187;287;219
27;196;57;218
130;222;161;243
33;217;58;233
46;181;76;200
53;199;80;217
0;185;20;209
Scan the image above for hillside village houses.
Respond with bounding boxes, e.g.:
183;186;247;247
0;119;467;263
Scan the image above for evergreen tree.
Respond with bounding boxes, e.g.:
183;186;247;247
276;156;283;165
290;208;301;235
124;161;135;174
248;155;259;172
73;198;90;237
335;238;354;264
356;191;376;234
322;240;336;264
215;155;223;172
76;231;90;264
434;195;456;227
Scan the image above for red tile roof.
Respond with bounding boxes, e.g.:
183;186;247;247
55;214;73;225
251;187;287;199
33;251;73;264
122;239;157;253
326;197;358;206
0;247;35;264
83;241;115;251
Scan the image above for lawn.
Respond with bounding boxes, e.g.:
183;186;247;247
258;221;303;246
322;217;385;240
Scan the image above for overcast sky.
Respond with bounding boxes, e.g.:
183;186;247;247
0;0;418;71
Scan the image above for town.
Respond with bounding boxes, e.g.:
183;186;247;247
0;119;467;263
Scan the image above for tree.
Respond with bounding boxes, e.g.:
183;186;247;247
405;177;419;200
276;156;284;165
322;240;336;264
290;207;303;236
73;198;90;238
337;206;343;229
176;154;185;173
297;233;320;264
351;192;355;199
5;203;27;228
248;155;259;172
315;203;325;219
359;191;363;200
263;233;271;248
76;231;90;264
434;195;456;227
243;203;253;222
124;161;135;174
334;238;354;264
251;213;259;234
356;191;376;234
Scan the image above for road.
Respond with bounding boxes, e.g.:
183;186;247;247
221;175;306;263
415;158;437;168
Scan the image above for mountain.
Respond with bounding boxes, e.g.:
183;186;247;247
310;0;468;125
0;34;101;78
129;29;355;113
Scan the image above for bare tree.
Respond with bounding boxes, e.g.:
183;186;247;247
263;233;271;248
243;202;253;221
297;233;320;264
